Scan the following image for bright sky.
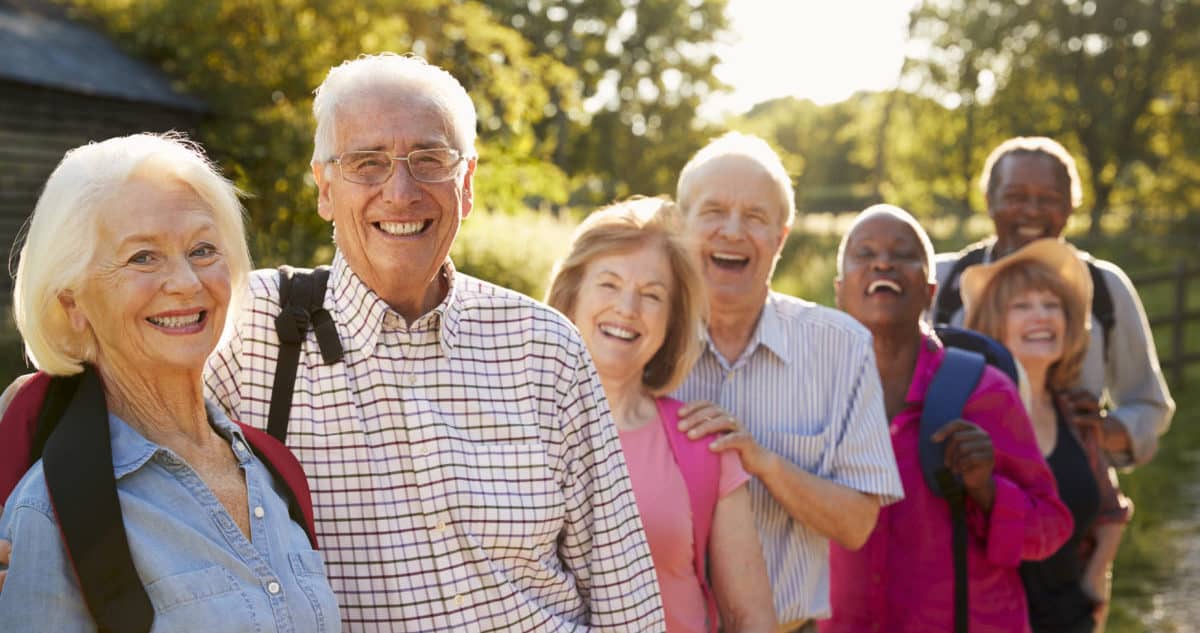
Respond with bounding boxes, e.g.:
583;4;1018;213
701;0;922;120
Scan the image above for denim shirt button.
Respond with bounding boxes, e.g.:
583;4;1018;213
254;506;265;519
267;581;281;595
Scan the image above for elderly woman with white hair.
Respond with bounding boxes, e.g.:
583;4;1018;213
0;134;338;632
822;204;1071;633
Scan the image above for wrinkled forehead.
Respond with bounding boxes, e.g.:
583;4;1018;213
334;86;458;148
682;155;787;217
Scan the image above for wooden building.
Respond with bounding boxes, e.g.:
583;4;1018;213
0;0;205;301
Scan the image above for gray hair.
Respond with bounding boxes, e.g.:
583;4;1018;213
311;53;477;165
13;133;251;375
836;204;936;283
979;136;1083;209
676;131;796;229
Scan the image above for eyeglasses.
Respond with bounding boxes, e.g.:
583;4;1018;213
330;148;468;185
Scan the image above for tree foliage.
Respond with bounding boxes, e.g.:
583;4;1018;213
904;0;1200;239
67;0;578;265
482;0;730;201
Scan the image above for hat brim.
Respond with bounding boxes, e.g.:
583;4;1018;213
960;238;1093;324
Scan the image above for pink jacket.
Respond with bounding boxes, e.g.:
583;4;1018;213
822;335;1073;633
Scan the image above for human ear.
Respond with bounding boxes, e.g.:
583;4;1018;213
58;290;90;333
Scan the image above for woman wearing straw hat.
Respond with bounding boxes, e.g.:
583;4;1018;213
963;238;1133;633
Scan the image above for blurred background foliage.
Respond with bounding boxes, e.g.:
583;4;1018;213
58;0;1199;275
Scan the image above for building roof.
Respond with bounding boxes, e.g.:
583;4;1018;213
0;0;205;112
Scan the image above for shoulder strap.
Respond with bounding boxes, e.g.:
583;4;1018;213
919;348;985;633
932;245;988;326
1086;260;1115;360
934;325;1020;385
268;265;344;443
656;397;721;632
919;347;986;496
42;367;154;633
0;372;53;504
237;422;318;548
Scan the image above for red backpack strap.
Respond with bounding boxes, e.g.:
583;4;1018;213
656;397;722;632
0;371;53;504
237;422;318;548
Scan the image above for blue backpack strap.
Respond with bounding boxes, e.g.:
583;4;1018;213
919;347;987;496
919;347;987;633
934;325;1019;385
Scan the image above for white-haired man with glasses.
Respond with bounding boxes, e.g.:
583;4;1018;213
201;53;664;631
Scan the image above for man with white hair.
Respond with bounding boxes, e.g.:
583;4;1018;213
202;53;664;631
671;133;904;632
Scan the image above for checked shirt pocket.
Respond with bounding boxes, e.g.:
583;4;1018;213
450;442;564;558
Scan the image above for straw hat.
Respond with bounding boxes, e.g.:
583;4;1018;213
960;238;1093;325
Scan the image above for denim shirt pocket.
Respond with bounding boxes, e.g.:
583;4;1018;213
290;550;341;633
144;565;257;629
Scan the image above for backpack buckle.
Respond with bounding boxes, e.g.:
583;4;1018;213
275;305;311;344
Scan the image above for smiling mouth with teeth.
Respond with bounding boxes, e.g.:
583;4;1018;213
710;252;750;270
866;279;902;295
147;311;206;329
598;324;639;341
377;220;430;237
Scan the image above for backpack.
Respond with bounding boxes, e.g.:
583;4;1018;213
932;243;1115;358
920;325;1020;633
0;265;342;633
268;265;345;442
0;367;317;633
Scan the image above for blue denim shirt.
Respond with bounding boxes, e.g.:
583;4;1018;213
0;402;340;633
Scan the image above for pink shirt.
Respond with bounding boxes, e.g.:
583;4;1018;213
620;413;751;633
822;334;1073;633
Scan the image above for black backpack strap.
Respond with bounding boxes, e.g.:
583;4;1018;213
42;366;154;633
932;245;988;326
920;347;986;633
30;372;82;461
1086;260;1115;361
268;265;343;443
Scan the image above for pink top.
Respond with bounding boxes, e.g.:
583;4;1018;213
822;334;1073;633
620;410;751;633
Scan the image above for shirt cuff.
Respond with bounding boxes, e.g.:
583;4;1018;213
965;475;1027;568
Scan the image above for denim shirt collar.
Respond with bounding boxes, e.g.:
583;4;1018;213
109;400;251;479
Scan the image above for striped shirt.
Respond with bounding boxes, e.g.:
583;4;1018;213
673;291;904;622
205;251;664;632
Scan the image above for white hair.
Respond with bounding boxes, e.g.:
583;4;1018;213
311;53;477;165
12;133;251;375
836;204;936;283
675;131;796;229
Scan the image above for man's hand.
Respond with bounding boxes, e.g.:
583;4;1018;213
931;420;996;512
1056;388;1132;454
677;401;773;476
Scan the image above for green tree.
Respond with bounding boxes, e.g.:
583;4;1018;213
482;0;731;201
904;0;1200;239
68;0;578;265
